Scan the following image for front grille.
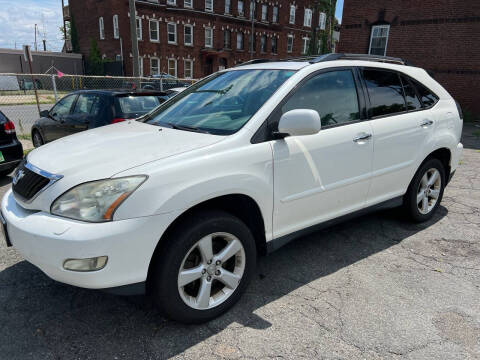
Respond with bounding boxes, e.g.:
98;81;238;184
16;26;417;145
12;161;51;201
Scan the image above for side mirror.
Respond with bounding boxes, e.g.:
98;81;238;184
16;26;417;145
40;110;49;118
276;109;321;138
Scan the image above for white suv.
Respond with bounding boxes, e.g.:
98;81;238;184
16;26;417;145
1;54;463;323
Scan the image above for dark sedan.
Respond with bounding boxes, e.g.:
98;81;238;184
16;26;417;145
31;90;166;147
0;111;23;176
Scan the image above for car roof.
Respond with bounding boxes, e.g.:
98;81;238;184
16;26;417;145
69;89;168;96
231;61;309;71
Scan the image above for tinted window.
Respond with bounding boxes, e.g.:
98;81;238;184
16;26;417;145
412;80;439;108
118;96;161;115
363;69;406;117
281;70;360;127
73;94;101;116
50;95;76;119
400;76;422;111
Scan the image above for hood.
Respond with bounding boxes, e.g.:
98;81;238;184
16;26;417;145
27;121;224;179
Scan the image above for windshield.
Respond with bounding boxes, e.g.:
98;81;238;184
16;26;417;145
145;69;295;135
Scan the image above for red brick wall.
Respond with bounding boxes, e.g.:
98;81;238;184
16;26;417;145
70;0;323;79
338;0;480;117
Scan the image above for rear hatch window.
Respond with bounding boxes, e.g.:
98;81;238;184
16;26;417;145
116;95;161;118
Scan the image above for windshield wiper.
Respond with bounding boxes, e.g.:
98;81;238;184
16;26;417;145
168;123;211;134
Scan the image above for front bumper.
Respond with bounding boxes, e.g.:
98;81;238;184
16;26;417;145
1;189;177;290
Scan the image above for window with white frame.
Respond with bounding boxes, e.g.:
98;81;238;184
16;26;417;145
272;6;278;22
304;9;312;27
205;27;213;47
236;32;243;50
99;17;105;39
184;24;193;45
136;17;142;40
289;5;295;24
149;20;159;42
261;4;267;21
238;0;244;16
184;0;192;8
302;36;310;54
225;0;230;14
150;58;160;75
113;15;119;39
168;58;177;77
138;57;144;76
184;59;193;78
205;0;213;12
167;0;176;5
167;22;177;44
287;34;293;52
369;25;390;56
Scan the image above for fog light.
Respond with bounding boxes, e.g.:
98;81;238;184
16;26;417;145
63;256;108;272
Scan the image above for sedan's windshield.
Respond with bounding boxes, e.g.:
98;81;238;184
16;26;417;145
145;69;295;135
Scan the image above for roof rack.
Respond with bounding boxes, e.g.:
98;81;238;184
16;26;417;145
309;53;408;65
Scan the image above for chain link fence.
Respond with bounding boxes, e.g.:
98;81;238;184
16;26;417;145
0;73;196;136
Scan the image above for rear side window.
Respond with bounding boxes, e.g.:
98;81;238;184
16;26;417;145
73;94;102;116
363;69;406;117
411;80;439;108
117;96;161;114
281;70;360;127
400;76;422;111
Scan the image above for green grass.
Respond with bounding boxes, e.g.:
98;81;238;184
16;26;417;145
17;134;32;141
23;148;33;156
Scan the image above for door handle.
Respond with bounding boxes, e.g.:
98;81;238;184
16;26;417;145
353;133;372;142
420;120;434;127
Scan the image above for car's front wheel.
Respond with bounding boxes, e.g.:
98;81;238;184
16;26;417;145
150;210;256;323
404;158;445;222
32;130;44;148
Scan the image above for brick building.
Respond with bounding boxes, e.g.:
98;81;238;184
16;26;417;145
65;0;330;79
338;0;480;117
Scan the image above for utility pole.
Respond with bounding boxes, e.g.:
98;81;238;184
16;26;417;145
129;0;140;77
250;1;254;59
34;24;38;51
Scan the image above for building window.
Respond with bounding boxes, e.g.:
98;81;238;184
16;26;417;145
99;17;105;40
184;59;193;78
115;54;122;61
205;0;213;12
167;22;177;44
205;27;213;47
150;58;160;75
289;5;295;24
260;35;267;52
113;15;119;39
167;0;176;5
302;37;310;54
238;0;244;16
248;34;256;53
184;0;192;8
168;58;177;77
261;4;267;21
272;6;278;22
249;0;255;19
271;36;277;54
138;57;143;77
149;20;159;42
224;30;231;49
136;18;142;40
287;34;293;53
369;25;390;56
225;0;230;14
184;24;193;45
236;32;243;50
304;9;312;27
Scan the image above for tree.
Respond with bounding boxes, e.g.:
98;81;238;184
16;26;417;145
307;0;338;55
59;15;80;53
87;39;103;75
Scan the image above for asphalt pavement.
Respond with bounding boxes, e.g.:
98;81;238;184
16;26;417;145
0;124;479;359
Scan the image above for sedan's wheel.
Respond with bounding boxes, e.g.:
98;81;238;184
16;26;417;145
32;131;44;147
178;232;245;310
404;158;445;222
150;210;256;323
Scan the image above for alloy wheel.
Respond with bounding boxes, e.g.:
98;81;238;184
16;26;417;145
417;168;441;215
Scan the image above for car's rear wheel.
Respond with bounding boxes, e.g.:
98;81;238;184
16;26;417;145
150;210;256;323
32;130;44;148
404;158;445;222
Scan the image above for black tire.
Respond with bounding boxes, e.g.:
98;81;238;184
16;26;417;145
150;210;256;324
32;130;44;148
404;158;446;222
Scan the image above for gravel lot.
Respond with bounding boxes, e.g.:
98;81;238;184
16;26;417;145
0;124;479;360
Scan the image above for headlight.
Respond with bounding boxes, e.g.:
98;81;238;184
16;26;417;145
51;176;147;222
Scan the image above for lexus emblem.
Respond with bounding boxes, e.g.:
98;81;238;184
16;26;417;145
12;169;25;185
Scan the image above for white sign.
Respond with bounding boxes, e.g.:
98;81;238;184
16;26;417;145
23;45;33;63
319;12;327;30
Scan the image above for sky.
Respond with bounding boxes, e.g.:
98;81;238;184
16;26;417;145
0;0;345;52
